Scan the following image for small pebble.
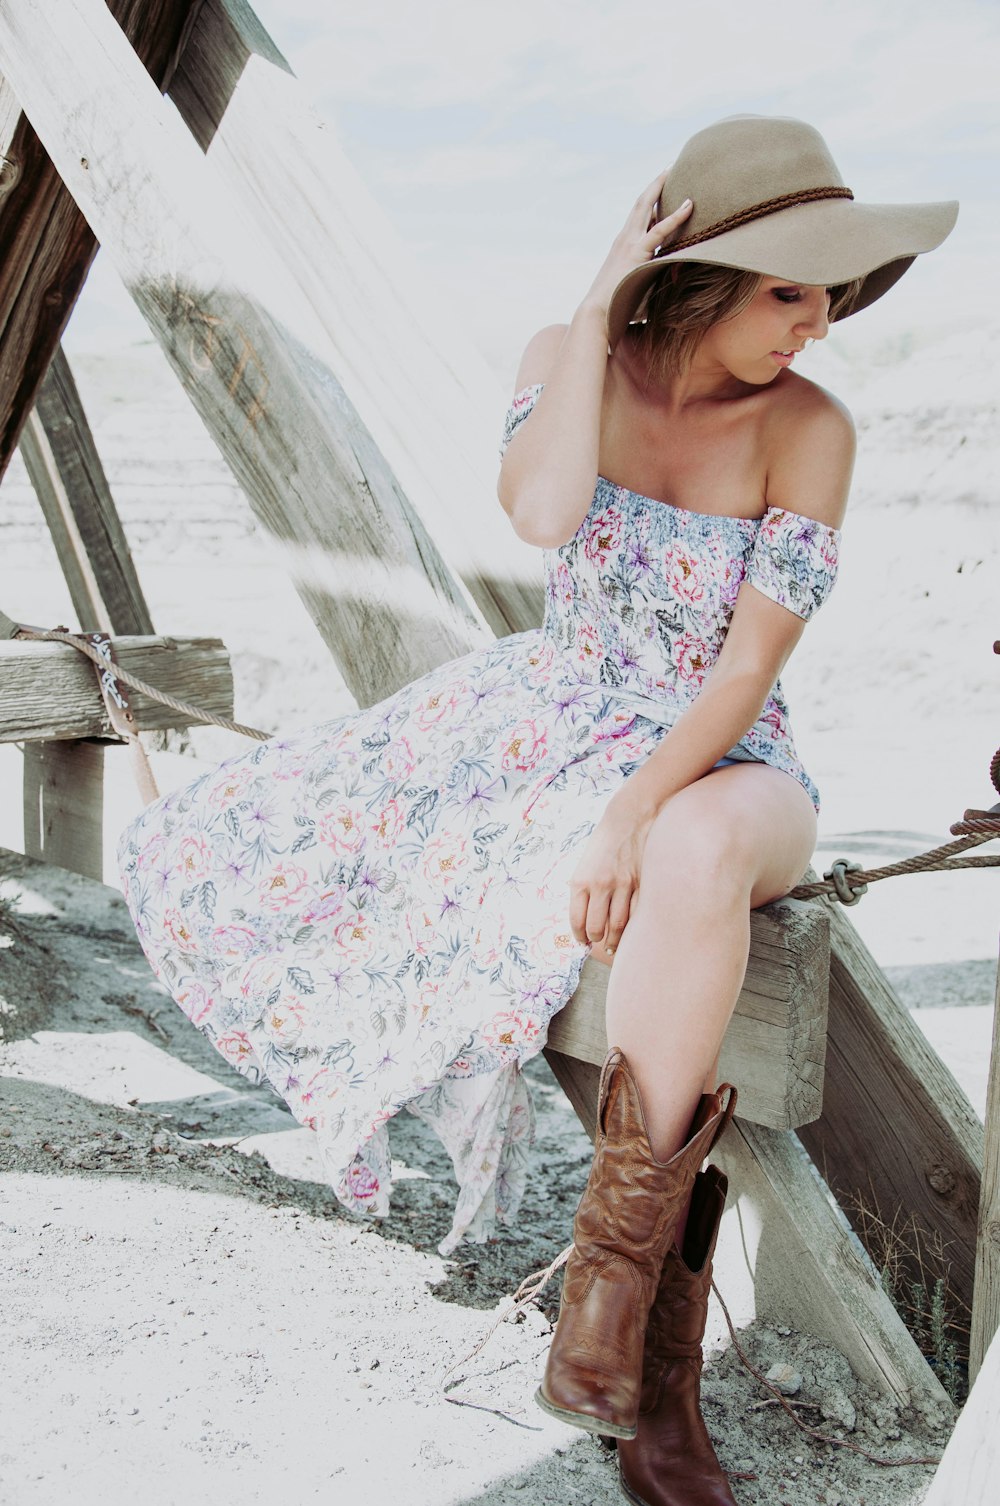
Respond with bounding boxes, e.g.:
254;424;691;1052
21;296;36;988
764;1362;802;1396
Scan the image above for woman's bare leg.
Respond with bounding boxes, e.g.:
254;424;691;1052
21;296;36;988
601;763;817;1161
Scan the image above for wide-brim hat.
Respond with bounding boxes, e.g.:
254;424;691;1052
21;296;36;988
607;115;958;349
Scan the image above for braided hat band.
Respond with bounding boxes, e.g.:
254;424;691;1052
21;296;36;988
664;185;855;255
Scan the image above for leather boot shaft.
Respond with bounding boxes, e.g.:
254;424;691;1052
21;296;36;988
619;1166;738;1506
536;1049;735;1439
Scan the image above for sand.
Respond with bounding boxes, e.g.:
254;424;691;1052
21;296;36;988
1;323;997;1504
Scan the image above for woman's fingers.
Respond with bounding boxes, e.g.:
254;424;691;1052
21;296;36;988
585;890;611;946
568;880;591;946
604;887;632;953
646;196;694;247
569;877;637;951
635;168;669;212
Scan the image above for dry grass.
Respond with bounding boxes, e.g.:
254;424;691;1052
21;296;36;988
844;1186;969;1404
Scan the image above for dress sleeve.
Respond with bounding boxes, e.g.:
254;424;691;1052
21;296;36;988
746;506;841;621
499;383;544;459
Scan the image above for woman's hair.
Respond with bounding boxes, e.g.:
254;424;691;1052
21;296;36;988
632;263;866;381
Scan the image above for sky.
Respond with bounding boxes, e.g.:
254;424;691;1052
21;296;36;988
66;0;998;383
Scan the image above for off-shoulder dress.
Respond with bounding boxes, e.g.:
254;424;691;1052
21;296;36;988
117;383;840;1254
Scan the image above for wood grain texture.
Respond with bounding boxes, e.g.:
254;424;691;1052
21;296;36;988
19;345;155;634
800;902;984;1326
922;1325;999;1505
166;0;543;640
547;897;829;1130
971;956;1000;1382
714;1121;950;1410
22;739;104;881
0;0;203;481
0;636;233;741
0;0;491;708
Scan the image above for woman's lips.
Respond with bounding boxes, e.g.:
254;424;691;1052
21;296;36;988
771;350;796;367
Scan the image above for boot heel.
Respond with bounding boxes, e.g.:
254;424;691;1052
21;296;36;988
534;1386;637;1439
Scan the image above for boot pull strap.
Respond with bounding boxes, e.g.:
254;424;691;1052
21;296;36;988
707;1083;738;1153
595;1046;626;1135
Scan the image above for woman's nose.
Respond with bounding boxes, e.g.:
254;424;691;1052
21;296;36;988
797;290;830;341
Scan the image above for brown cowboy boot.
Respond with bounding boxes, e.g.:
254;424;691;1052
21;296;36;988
535;1048;735;1439
618;1165;737;1506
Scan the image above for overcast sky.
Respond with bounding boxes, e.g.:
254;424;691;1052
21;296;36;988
68;0;997;383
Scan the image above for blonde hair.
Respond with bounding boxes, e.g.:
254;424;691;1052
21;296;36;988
632;264;866;381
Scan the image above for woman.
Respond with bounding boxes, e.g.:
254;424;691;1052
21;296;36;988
507;115;954;1503
118;115;955;1505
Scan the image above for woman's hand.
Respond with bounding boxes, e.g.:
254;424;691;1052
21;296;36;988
582;171;693;319
568;800;654;956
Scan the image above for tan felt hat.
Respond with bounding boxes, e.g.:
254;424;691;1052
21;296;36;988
606;115;958;349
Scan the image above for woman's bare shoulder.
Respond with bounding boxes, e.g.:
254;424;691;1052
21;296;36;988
768;370;856;441
512;324;569;391
764;374;857;528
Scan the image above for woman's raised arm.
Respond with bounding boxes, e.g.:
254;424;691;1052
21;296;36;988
497;175;693;548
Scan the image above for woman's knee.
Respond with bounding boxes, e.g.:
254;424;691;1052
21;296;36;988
640;793;756;908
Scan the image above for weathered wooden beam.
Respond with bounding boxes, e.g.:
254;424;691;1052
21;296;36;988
0;2;203;482
922;1325;999;1505
544;1049;949;1409
0;635;233;741
19;345;155;634
800;902;984;1330
971;956;1000;1382
0;0;490;708
548;896;829;1130
22;739;104;881
166;0;542;639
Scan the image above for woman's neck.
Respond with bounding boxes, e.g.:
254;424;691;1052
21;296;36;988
616;331;750;411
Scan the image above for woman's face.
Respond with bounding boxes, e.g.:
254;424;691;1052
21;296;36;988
698;276;832;385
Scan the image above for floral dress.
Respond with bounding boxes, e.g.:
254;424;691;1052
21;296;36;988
117;383;840;1255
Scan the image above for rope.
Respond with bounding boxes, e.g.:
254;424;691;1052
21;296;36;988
11;619;997;910
13;624;272;743
788;813;1000;906
440;1243;571;1421
710;1279;942;1469
789;684;1000;905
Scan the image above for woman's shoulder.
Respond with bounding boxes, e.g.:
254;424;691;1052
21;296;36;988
512;325;569;391
762;374;857;529
766;370;856;444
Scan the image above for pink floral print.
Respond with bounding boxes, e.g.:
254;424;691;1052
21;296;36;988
118;382;839;1257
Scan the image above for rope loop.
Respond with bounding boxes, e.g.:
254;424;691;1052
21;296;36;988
824;858;868;907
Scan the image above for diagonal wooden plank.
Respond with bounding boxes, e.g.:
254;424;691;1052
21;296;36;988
800;901;984;1331
165;0;543;640
0;0;490;706
18;344;155;634
0;2;205;481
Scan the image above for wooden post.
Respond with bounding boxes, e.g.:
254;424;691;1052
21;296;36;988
922;1325;1000;1505
18;344;155;634
8;633;234;882
970;955;1000;1382
547;895;830;1131
22;738;104;881
167;0;542;640
0;2;202;479
0;0;491;709
800;901;984;1328
0;636;234;741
